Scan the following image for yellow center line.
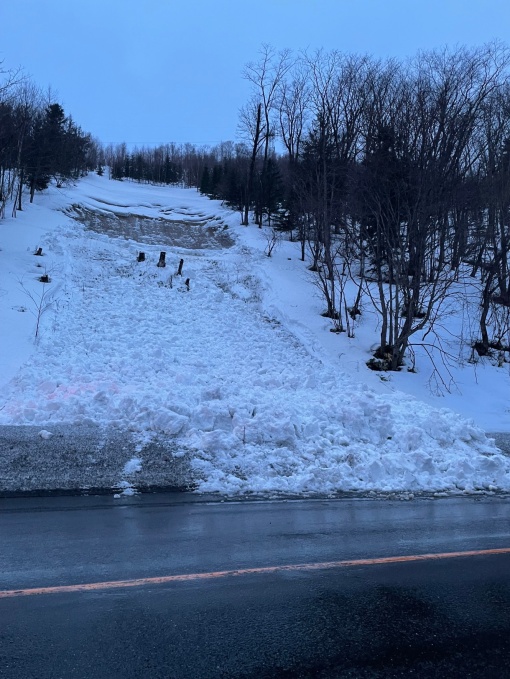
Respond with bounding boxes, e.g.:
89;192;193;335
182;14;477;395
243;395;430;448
2;547;509;598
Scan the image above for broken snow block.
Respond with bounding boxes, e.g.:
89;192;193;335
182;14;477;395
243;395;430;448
157;251;166;268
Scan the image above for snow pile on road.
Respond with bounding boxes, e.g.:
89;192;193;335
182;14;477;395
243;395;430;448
1;174;509;495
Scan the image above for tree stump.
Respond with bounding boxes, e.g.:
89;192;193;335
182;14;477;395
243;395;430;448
177;258;184;276
185;278;190;291
34;247;43;256
137;252;145;262
157;252;166;268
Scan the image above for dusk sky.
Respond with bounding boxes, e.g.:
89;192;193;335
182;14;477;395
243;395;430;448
1;0;509;148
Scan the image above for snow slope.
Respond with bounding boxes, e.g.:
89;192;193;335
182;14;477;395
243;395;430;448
1;174;509;495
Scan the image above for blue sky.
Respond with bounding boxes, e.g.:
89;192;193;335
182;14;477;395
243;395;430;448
1;0;509;147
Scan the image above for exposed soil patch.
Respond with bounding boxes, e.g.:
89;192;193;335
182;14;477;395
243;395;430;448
66;205;234;250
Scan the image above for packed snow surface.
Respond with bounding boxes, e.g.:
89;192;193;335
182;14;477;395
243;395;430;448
1;174;509;495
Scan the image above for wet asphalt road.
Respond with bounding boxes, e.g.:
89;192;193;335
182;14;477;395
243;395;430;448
1;494;510;678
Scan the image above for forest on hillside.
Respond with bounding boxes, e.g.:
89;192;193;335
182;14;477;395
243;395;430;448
0;68;97;215
2;43;510;373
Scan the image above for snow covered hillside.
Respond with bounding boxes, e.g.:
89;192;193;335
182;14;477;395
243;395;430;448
1;174;509;495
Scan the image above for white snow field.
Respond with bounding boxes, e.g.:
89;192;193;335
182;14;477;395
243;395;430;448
1;173;509;495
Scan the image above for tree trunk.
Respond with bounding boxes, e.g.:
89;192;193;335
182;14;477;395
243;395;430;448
17;170;24;211
243;103;262;226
